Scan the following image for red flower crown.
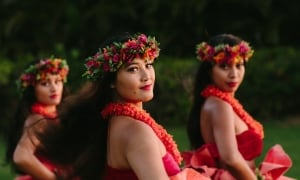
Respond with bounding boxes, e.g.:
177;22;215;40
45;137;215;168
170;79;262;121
17;57;69;91
83;33;160;80
196;41;254;64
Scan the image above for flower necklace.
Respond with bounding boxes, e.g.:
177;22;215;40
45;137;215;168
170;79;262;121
101;102;183;164
31;103;57;119
201;85;264;138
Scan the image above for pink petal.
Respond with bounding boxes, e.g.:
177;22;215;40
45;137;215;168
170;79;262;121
169;168;210;180
259;144;293;179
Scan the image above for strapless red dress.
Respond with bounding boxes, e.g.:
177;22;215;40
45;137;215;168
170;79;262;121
103;152;180;180
182;130;293;179
14;152;79;180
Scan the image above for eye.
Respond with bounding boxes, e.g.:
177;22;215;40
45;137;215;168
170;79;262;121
127;66;139;72
55;79;63;84
146;62;153;69
219;63;229;70
236;63;245;69
39;80;49;86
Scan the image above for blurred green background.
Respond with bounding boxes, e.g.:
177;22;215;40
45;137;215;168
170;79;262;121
1;0;300;178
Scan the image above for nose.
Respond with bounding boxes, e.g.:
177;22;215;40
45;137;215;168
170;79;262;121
141;68;150;82
229;67;238;78
49;82;58;92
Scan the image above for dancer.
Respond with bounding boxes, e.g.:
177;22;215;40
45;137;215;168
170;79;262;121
183;34;293;179
5;57;69;180
37;33;207;180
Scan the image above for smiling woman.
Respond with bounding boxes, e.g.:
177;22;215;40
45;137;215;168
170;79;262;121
183;33;293;180
33;33;208;180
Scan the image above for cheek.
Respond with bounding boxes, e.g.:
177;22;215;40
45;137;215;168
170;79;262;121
35;89;47;102
57;83;64;95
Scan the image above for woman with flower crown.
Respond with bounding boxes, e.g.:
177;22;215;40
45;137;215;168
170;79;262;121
182;34;294;180
34;33;209;180
5;57;70;179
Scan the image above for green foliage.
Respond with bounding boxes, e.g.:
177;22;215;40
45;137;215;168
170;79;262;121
238;47;300;119
0;58;13;85
1;1;300;59
146;57;196;126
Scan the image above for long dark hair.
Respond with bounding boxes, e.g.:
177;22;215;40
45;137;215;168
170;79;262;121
4;59;69;173
187;34;243;149
5;87;35;173
37;33;134;179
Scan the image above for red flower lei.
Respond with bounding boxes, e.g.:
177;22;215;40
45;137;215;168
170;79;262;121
101;103;182;164
31;103;57;119
201;85;264;138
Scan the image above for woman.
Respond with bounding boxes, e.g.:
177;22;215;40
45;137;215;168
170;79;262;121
36;33;208;180
183;34;293;179
5;57;69;180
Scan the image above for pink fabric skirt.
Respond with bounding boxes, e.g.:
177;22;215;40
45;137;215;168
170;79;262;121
182;144;294;180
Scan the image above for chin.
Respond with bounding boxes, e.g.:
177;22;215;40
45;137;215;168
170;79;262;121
50;101;61;106
140;95;154;102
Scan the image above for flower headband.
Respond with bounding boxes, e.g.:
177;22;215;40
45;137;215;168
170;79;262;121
196;41;254;64
17;57;69;91
83;33;160;80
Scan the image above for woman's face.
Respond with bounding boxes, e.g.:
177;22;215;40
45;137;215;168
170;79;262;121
113;58;155;104
34;73;64;105
211;62;245;94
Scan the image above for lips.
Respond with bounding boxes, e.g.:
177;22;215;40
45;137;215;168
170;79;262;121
227;82;237;88
50;94;58;99
140;84;152;90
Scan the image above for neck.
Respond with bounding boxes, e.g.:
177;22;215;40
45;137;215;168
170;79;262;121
31;102;57;118
201;85;264;138
113;100;143;109
101;102;182;164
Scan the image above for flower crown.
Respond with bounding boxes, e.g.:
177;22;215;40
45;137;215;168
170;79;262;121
82;33;160;80
196;41;254;64
17;57;69;91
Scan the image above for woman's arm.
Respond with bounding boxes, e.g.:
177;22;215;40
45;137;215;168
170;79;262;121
206;98;256;180
13;115;57;180
124;120;170;180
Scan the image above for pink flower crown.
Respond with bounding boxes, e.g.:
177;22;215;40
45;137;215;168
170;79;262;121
196;41;254;64
17;57;69;91
83;33;160;80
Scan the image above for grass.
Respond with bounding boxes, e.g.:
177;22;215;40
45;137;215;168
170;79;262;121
0;138;14;179
1;120;299;179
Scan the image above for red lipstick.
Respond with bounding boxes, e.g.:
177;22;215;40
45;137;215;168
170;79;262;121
141;84;152;90
227;82;237;88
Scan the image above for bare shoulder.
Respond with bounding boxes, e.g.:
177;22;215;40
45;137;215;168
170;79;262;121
110;115;155;140
201;96;235;126
202;96;233;114
24;114;48;131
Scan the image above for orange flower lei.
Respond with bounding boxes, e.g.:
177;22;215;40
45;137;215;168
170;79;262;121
201;85;264;138
31;103;57;119
101;103;182;164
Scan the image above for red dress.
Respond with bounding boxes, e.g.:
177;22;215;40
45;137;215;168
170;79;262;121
103;153;180;180
101;103;210;180
14;103;73;180
182;85;293;180
15;153;64;180
182;129;263;179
